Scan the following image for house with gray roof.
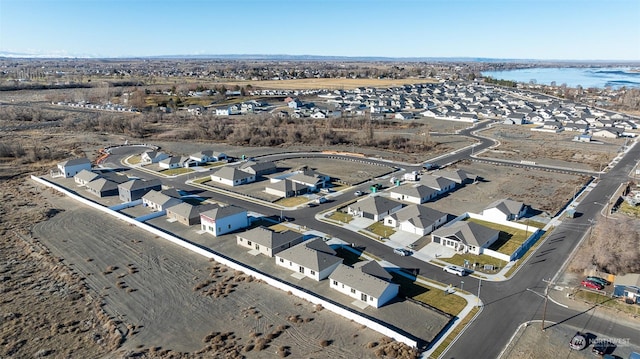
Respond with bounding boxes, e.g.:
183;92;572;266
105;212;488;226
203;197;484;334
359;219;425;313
389;184;438;204
435;169;476;185
210;166;256;186
189;150;227;164
482;198;527;222
431;221;500;255
239;160;277;176
74;169;100;186
613;273;640;304
118;179;162;202
236;226;304;257
329;261;399;308
264;179;309;198
384;205;449;235
166;202;219;226
142;189;182;212
200;205;248;237
57;157;91;178
141;150;169;164
275;238;342;281
419;175;456;195
85;178;119;198
347;196;404;221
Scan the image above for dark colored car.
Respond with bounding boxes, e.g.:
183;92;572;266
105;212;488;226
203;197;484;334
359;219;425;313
592;340;615;355
586;276;610;287
581;280;604;290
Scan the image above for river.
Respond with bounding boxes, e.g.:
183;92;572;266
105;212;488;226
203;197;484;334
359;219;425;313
481;67;640;89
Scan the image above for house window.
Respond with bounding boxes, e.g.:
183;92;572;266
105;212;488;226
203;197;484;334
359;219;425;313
370;297;374;301
228;224;231;229
247;240;251;246
255;243;259;250
332;280;338;286
310;270;315;275
217;227;221;232
279;258;284;263
350;288;356;294
299;266;304;273
289;261;292;266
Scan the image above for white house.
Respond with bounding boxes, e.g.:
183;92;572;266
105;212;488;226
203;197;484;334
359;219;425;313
389;184;438;204
141;190;182;212
189;150;227;165
275;238;343;281
431;221;500;255
210;166;256;186
74;169;100;186
159;156;191;169
482;198;527;222
236;226;303;257
329;261;399;308
141;151;170;164
347;196;404;221
419;175;457;195
200;205;249;237
57;157;91;178
384;205;449;236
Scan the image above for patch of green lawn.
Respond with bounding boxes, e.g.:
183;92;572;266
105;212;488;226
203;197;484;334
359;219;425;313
161;168;194;176
467;218;531;255
329;211;353;223
366;221;395;238
445;253;507;274
275;196;310;207
574;290;640;317
390;273;467;317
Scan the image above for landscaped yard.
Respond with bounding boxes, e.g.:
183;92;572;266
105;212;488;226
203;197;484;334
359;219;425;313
366;221;395;238
161;167;194;176
202;161;226;168
275;196;310;207
467;218;532;255
618;201;640;217
192;177;210;184
446;253;507;274
328;211;353;224
128;155;141;165
390;273;467;317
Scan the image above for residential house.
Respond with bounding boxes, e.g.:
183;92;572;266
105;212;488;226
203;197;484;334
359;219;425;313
275;238;343;281
140;151;169;164
482;199;527;221
166;202;219;226
189;150;227;165
347;196;404;221
435;169;477;185
210;166;256;186
85;178;120;198
118;179;162;202
236;226;304;257
419;175;457;195
613;273;640;304
142;190;182;212
394;112;414;120
239;161;277;176
159;156;191;169
384;205;448;235
265;179;309;198
57;157;91;178
389;184;438;204
592;128;621;138
74;169;100;186
287;172;327;191
329;261;399;308
200;205;249;237
431;221;500;255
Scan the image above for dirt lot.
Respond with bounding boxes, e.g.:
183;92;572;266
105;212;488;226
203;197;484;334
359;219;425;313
425;160;590;216
478;124;624;171
28;190;420;358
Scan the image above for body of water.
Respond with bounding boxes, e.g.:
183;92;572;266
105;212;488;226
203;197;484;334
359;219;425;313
481;67;640;89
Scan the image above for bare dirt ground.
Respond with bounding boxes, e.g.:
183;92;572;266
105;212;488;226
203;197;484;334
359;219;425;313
478;125;624;171
425;160;590;216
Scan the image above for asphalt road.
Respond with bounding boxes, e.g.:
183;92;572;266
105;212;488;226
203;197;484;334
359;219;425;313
103;131;640;358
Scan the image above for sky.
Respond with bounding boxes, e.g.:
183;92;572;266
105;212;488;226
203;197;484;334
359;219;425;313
1;0;639;60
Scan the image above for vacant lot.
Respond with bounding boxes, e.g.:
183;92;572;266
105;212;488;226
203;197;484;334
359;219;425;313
479;125;624;171
425;161;590;216
30;192;417;358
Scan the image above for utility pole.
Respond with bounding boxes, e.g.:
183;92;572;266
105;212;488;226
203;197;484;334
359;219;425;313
541;278;552;331
477;278;482;307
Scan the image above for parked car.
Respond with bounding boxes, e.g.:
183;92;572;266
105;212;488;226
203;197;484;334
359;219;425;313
393;248;412;256
443;265;468;276
592;340;615;355
586;276;610;287
354;190;364;197
315;196;328;204
581;279;604;290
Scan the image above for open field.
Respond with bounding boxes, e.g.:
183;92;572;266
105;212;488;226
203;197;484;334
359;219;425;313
30;193;407;358
478;124;624;171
